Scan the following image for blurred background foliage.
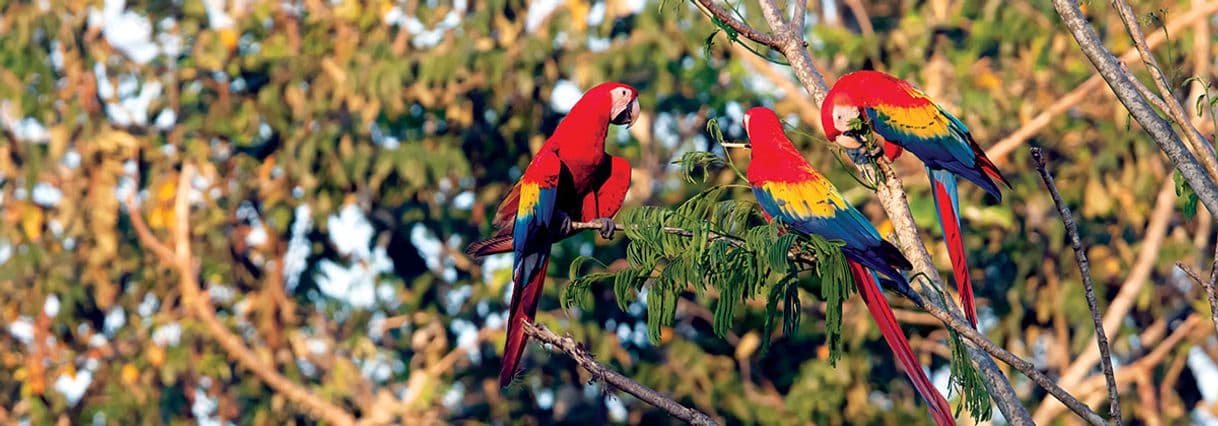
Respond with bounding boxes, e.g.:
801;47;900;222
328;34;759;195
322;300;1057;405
1;0;1217;424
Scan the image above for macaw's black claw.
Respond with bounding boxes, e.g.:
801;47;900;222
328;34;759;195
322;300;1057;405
593;217;617;240
552;211;574;237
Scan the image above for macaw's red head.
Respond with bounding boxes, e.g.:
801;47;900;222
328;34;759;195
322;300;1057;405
721;107;807;179
821;84;866;150
569;82;641;127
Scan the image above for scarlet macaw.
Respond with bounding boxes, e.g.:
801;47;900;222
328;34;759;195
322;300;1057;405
727;107;955;426
466;82;640;386
822;70;1010;328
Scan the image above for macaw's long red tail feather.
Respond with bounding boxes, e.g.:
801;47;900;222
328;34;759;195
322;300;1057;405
499;261;548;387
928;170;978;328
848;261;956;426
466;235;513;258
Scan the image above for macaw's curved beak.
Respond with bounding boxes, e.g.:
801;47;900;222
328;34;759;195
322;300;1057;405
611;97;640;127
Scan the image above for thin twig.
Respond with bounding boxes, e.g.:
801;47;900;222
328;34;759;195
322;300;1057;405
522;322;719;426
1035;177;1176;422
1177;261;1218;335
1031;147;1123;425
1051;0;1218;215
126;165;357;426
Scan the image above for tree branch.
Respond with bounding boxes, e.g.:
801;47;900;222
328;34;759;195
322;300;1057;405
1110;0;1218;179
1051;0;1218;215
126;165;357;426
1034;176;1176;422
1031;147;1123;425
902;288;1109;426
987;0;1218;163
790;0;807;34
1177;259;1218;336
522;322;719;426
691;0;782;48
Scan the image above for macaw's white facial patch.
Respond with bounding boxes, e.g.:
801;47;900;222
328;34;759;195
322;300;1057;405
832;104;860;132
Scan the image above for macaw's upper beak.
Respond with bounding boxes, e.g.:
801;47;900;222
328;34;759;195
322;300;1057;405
611;98;640;127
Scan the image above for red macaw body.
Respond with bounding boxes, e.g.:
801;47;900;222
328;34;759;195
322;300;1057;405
466;82;639;386
822;70;1010;328
739;107;955;426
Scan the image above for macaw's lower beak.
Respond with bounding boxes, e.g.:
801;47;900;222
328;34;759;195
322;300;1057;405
720;142;751;149
611;98;641;127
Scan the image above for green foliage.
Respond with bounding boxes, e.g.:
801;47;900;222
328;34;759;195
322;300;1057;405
572;151;854;364
1174;169;1199;219
948;330;993;422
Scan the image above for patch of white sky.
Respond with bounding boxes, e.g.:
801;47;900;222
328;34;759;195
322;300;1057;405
192;377;228;426
410;223;458;282
383;0;468;49
54;367;94;407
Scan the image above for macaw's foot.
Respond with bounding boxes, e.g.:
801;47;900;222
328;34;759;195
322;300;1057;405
592;217;617;240
865;145;885;159
552;211;574;237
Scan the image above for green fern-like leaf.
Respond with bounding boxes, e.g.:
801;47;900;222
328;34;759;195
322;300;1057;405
949;330;993;422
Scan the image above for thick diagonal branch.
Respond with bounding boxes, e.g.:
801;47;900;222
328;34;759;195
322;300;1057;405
1032;147;1123;425
522;322;718;426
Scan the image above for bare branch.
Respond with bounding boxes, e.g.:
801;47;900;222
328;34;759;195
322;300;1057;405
691;0;782;48
790;0;807;34
1031;147;1123;425
1051;0;1218;215
522;322;718;426
987;0;1218;163
1110;0;1218;179
1034;177;1176;422
127;164;357;426
1177;259;1218;336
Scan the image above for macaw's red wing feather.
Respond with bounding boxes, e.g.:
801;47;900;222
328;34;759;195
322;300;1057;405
848;261;956;426
929;170;977;328
579;155;631;221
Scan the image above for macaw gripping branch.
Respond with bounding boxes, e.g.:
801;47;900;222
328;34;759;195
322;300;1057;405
566;152;992;423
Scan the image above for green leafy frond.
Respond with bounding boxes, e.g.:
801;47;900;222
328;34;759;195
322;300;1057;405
949;330;993;422
563;256;613;310
675;151;725;183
